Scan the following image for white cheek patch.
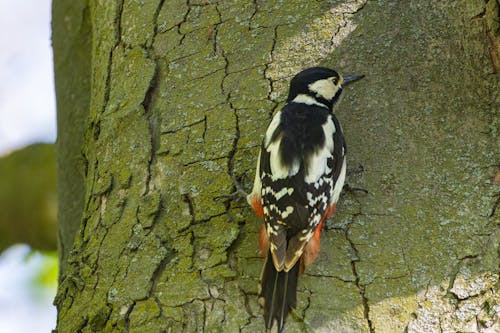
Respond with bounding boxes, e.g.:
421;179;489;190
308;78;339;100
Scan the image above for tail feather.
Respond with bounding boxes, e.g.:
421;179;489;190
259;250;300;332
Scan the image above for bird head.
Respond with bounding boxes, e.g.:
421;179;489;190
287;67;364;109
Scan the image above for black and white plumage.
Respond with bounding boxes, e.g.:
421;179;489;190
247;67;363;332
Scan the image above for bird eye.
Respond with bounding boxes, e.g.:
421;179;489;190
332;77;339;85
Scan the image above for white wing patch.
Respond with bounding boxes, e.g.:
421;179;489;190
264;111;281;147
266;139;300;179
304;150;328;183
306;192;328;212
262;185;294;200
304;116;336;183
265;198;296;220
273;187;294;200
281;206;294;218
323;116;335;150
264;110;300;179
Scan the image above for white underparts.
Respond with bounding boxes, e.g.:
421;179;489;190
247;150;262;205
330;158;346;204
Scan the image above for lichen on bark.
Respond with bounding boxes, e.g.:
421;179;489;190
53;0;499;332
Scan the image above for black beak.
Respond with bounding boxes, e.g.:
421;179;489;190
342;74;365;86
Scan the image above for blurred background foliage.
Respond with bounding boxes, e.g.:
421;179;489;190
0;244;57;332
0;143;58;332
0;0;59;330
27;249;58;291
0;143;57;251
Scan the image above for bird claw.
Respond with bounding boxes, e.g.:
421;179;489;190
214;188;248;202
343;183;369;195
214;172;249;202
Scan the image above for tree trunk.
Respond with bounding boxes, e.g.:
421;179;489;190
52;0;92;275
53;0;499;332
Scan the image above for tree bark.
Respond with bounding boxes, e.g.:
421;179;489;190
53;0;499;332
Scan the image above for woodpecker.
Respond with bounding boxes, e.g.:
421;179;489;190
247;67;364;332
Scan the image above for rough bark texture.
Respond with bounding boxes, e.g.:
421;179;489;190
53;0;499;332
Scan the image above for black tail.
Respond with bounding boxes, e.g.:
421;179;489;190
259;250;300;332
